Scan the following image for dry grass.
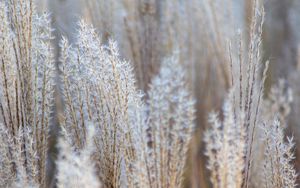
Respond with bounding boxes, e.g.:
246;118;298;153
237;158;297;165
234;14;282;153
0;0;54;187
0;0;299;188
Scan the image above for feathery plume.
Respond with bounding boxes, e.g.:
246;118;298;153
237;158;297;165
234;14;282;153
0;0;54;187
59;20;143;187
57;126;101;188
261;119;297;188
204;93;246;188
133;54;195;188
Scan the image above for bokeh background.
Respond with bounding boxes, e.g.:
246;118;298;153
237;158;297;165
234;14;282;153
35;0;300;187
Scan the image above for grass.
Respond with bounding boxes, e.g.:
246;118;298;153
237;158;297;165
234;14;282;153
0;0;298;188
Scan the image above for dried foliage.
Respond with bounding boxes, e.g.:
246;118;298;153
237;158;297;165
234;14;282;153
261;119;297;188
131;55;195;188
0;0;54;187
205;1;297;188
263;79;293;125
204;95;246;188
226;1;268;186
1;0;300;188
57;126;101;188
59;21;140;187
59;21;195;188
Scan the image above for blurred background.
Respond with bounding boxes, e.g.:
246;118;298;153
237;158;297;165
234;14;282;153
35;0;300;187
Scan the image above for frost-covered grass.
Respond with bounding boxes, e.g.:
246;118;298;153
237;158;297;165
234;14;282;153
0;0;298;188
